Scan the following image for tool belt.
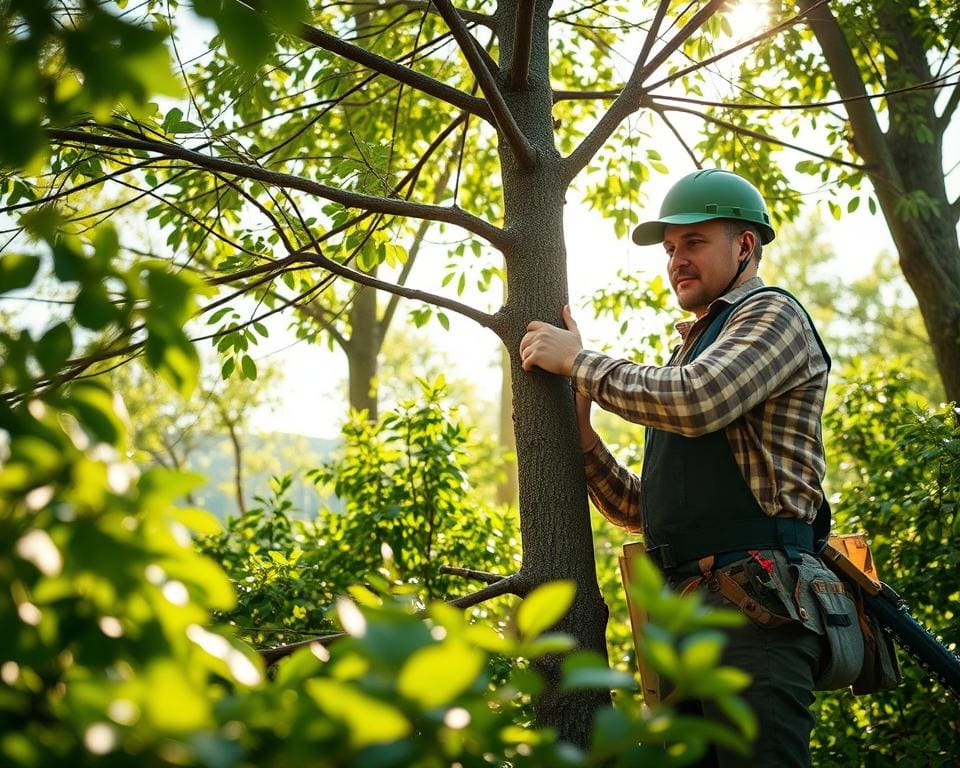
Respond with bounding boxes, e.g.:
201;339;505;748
621;536;872;706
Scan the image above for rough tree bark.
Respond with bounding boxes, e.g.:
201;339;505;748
489;0;611;742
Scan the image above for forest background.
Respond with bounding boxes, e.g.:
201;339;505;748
0;0;958;766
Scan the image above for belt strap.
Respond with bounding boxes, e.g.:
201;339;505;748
646;517;814;570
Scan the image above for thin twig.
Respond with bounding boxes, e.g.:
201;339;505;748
643;0;831;92
563;0;725;180
656;103;868;170
296;246;497;329
237;0;492;120
654;107;702;168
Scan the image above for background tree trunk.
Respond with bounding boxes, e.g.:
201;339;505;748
801;0;960;401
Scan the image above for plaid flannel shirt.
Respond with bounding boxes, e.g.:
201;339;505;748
571;277;829;534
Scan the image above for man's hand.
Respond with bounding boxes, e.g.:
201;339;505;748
519;305;583;375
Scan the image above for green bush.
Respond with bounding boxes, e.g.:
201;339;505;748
813;360;960;766
200;379;522;648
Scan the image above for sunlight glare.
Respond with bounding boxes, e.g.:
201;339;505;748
724;1;771;43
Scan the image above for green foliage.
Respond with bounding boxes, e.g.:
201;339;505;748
0;0;181;167
309;376;519;602
586;269;676;365
199;474;341;646
0;363;262;766
0;386;753;766
813;360;960;765
199;378;520;646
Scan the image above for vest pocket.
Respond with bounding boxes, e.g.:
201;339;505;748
810;578;864;690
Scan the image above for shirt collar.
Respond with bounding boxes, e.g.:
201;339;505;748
674;276;766;340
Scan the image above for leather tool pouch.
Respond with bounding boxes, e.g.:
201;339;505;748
810;577;865;690
851;589;902;695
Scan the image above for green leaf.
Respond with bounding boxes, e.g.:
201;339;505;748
0;253;40;294
68;381;123;444
515;580;575;640
145;327;200;396
397;640;485;708
35;322;74;374
715;694;758;740
306;678;410;748
240;354;257;380
679;630;725;676
561;652;638;692
53;241;85;282
74;284;117;330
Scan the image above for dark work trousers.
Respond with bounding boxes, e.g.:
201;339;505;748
675;586;824;768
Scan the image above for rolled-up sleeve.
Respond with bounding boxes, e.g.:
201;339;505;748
569;294;811;436
582;438;644;533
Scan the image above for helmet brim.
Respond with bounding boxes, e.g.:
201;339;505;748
631;213;776;246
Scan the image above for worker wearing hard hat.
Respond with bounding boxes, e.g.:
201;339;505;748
521;169;859;768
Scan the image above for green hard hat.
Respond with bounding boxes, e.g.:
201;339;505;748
631;169;776;246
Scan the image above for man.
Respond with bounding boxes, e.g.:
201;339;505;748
519;169;849;767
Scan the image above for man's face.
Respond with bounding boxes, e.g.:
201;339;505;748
662;220;744;318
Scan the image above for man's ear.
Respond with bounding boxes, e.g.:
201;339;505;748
739;230;757;260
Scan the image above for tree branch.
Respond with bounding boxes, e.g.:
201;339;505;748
510;0;535;90
939;79;960;127
636;0;726;83
563;0;725;181
347;0;495;27
634;0;671;75
47;129;508;248
234;0;491;119
951;194;960;225
439;565;505;584
380;217;429;335
653;107;702;168
797;0;901;185
237;0;491;120
258;569;522;665
447;573;524;609
293;18;492;120
431;0;537;169
648;74;960;112
656;103;869;170
259;634;345;666
292;298;351;351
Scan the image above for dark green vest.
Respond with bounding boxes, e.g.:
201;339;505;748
640;288;831;568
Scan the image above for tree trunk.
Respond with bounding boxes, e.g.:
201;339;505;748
496;303;519;506
346;284;381;419
493;0;610;746
224;416;247;516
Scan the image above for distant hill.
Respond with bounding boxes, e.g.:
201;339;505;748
185;432;341;521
